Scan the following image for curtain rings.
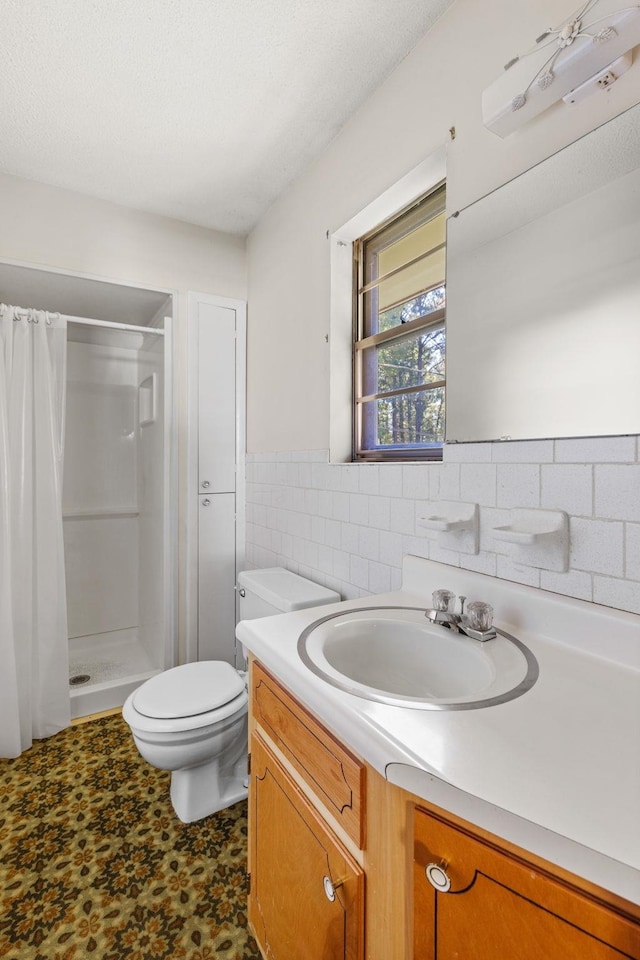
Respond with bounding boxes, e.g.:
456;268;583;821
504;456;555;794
0;305;60;324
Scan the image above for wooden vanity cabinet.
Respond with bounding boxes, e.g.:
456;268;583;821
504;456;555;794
413;805;640;960
248;659;640;960
249;662;366;960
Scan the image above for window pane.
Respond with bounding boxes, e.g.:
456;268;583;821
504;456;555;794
362;187;446;282
361;323;445;397
378;244;445;313
377;212;445;276
361;387;446;448
378;285;445;334
364;249;445;333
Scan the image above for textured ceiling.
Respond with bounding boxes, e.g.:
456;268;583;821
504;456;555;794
0;0;453;235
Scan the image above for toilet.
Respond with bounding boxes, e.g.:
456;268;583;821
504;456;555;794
122;567;340;823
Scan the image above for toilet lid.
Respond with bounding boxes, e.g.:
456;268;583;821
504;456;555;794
132;661;245;719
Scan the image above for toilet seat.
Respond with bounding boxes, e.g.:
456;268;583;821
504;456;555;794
133;661;245;719
124;661;248;735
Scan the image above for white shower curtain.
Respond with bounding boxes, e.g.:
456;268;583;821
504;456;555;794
0;304;70;758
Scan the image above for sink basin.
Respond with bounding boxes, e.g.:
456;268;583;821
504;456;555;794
297;606;538;710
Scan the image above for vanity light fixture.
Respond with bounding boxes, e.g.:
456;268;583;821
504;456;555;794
482;0;640;136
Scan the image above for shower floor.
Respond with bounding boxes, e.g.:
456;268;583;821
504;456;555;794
69;627;161;719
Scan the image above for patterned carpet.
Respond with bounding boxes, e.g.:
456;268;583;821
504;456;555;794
0;713;261;960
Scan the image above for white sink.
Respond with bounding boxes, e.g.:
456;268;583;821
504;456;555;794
298;606;538;710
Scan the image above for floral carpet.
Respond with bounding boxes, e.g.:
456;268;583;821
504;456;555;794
0;714;261;960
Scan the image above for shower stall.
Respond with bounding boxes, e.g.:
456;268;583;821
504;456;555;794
0;262;176;725
64;315;173;718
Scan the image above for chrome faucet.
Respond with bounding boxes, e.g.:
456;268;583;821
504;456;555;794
425;589;496;642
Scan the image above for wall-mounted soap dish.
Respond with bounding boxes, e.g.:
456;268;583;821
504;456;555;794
491;508;569;571
417;501;479;554
139;373;156;426
492;527;551;545
419;516;467;533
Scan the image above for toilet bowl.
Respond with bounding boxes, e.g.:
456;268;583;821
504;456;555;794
123;567;340;823
123;660;249;822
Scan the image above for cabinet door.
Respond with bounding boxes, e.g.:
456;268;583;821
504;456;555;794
414;807;640;960
197;491;235;662
197;301;237;495
249;733;364;960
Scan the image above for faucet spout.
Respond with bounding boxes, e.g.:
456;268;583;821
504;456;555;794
425;607;460;627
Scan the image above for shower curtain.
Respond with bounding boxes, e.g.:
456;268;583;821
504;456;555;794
0;304;70;758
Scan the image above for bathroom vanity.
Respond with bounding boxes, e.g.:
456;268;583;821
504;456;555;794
237;556;640;959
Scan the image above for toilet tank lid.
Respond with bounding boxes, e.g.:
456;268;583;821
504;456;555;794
237;567;340;612
132;661;245;719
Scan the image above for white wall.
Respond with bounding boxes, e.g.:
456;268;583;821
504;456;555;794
246;0;640;617
0;173;246;299
0;173;247;650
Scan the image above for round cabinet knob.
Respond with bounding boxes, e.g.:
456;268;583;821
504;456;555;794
323;876;336;902
202;498;211;507
322;875;346;902
425;862;452;893
201;480;210;488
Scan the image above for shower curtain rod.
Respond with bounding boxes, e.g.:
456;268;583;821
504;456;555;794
8;306;164;335
66;315;165;335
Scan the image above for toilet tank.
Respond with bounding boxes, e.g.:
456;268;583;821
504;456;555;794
237;567;340;620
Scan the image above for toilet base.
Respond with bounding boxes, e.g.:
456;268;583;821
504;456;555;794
169;750;248;823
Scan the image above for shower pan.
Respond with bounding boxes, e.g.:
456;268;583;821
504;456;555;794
63;315;174;719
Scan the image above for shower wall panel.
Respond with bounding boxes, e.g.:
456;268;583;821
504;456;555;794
64;517;139;637
63;340;139;641
63;384;137;512
137;334;165;668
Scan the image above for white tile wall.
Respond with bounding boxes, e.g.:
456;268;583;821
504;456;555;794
245;438;640;613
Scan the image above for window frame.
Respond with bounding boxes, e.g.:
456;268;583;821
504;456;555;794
352;182;446;462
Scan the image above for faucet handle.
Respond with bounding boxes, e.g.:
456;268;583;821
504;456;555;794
432;589;456;612
466;600;493;632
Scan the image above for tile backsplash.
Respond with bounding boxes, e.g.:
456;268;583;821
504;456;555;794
245;438;640;614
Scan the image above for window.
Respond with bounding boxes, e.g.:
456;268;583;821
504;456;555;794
353;183;446;461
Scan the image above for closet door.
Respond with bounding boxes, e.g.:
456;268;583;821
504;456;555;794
198;492;236;662
197;304;237;495
192;297;242;664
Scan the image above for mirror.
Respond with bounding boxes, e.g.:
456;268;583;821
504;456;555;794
446;101;640;442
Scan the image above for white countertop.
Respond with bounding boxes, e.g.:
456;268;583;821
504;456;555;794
237;556;640;905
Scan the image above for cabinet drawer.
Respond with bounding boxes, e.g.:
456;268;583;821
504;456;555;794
251;661;366;848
